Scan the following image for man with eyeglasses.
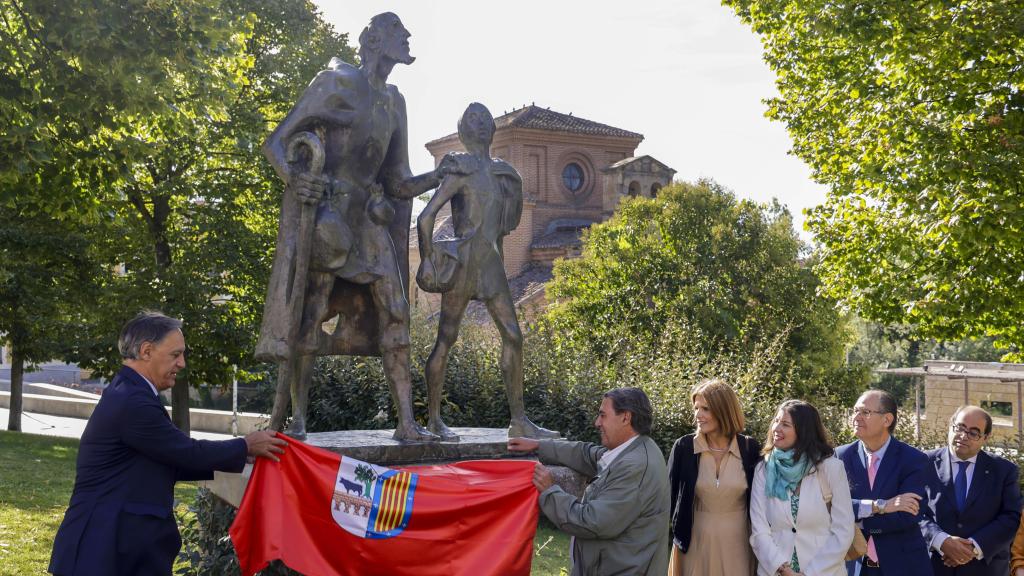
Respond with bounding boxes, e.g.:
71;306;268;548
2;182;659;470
836;389;932;575
919;405;1021;575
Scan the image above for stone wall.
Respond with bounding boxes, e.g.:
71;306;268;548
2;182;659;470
0;391;270;435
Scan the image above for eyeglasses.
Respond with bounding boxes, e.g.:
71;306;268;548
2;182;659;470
850;408;888;419
949;424;985;441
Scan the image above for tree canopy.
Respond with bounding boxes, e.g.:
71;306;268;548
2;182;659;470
1;0;355;430
0;0;252;214
543;180;848;391
69;0;355;385
724;0;1024;358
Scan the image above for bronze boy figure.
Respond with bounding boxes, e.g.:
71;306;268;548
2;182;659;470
417;103;558;441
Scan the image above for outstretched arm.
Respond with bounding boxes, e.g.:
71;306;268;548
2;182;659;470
120;401;248;475
536;448;642;540
380;89;444;199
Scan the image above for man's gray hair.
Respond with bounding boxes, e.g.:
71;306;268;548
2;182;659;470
604;387;654;435
119;311;182;360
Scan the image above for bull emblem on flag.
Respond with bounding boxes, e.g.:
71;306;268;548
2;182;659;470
331;455;418;539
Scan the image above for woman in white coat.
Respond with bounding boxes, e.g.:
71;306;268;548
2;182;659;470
750;400;854;576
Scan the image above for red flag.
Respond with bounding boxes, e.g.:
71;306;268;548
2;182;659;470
230;434;539;576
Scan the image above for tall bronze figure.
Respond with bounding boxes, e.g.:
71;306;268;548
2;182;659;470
256;13;443;441
417;103;559;441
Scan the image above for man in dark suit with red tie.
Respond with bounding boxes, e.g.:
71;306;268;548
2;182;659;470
49;312;286;576
836;389;933;576
920;405;1021;575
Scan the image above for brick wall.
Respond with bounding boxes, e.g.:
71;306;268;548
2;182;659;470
421;127;638;286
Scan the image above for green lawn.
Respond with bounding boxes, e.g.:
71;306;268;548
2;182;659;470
532;524;571;575
0;431;79;576
0;431;569;575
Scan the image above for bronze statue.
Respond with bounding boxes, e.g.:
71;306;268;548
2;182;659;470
256;13;443;441
417;103;559;441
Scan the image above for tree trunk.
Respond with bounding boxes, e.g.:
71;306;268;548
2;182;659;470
7;347;24;432
151;195;191;435
172;368;191;433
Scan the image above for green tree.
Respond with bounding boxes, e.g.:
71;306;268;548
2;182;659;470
0;209;98;431
724;0;1024;358
1;0;257;429
845;317;1009;402
353;464;377;497
543;180;848;394
0;0;250;213
3;0;354;432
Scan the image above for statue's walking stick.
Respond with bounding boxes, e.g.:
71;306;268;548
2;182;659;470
269;132;325;433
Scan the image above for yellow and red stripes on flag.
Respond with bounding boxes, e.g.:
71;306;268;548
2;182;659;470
374;471;412;534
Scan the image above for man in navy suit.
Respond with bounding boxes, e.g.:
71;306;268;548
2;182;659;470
920;405;1021;575
49;312;287;576
837;389;933;576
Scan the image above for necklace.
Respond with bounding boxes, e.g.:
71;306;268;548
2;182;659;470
709;444;729;488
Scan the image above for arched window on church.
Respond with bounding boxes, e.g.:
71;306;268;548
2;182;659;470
562;163;584;192
628;181;640;197
650;183;662;198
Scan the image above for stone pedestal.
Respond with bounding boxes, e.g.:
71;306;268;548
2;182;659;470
303;427;513;464
201;427;586;507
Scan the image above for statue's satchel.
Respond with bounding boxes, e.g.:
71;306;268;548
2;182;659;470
492;160;523;236
416;238;465;293
312;179;355;272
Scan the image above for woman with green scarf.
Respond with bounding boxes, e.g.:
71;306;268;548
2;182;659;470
750;400;855;576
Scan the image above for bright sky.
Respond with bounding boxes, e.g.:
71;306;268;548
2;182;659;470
313;0;826;240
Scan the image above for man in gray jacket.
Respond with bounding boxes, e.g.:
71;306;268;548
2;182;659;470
508;387;670;575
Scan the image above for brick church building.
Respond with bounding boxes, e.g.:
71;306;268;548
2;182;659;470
409;105;675;314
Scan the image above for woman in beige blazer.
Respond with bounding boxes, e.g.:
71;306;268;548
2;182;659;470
749;400;854;576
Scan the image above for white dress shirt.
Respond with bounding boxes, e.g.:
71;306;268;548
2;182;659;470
856;436;891;518
930;449;982;559
598;434;639;472
138;373;159;397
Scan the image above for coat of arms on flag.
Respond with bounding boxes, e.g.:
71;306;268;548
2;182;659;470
332;456;417;539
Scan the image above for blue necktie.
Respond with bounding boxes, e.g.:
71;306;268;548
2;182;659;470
954;461;969;511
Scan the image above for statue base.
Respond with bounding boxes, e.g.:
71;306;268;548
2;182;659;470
303;426;514;465
201;427;586;508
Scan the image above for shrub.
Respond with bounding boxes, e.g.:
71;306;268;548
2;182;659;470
295;310;816;457
176;489;298;576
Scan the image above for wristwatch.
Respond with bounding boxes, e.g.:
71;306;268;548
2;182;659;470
872;498;887;515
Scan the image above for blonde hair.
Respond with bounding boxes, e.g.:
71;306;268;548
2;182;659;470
691;378;745;438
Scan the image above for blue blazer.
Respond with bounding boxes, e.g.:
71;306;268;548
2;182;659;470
920;447;1022;576
49;366;247;576
836;437;933;576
